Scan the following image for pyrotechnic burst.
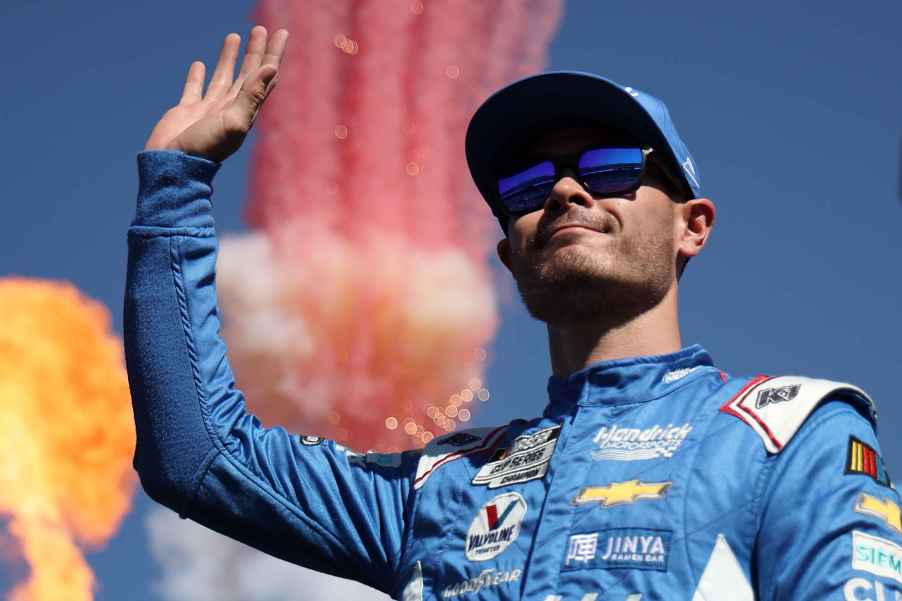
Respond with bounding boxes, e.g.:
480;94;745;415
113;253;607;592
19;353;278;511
0;278;136;601
150;1;562;598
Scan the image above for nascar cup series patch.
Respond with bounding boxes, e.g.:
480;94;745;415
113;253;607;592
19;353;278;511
471;426;560;489
465;492;527;561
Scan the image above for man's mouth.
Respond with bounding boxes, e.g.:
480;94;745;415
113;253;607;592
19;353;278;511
539;221;609;248
550;225;600;238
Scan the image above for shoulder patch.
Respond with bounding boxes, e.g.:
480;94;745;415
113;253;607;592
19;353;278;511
720;375;876;454
414;426;507;490
846;436;894;488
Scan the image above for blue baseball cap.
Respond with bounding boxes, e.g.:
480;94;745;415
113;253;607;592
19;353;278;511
465;71;702;233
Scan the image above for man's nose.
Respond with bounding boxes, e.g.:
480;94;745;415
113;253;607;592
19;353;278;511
543;172;595;213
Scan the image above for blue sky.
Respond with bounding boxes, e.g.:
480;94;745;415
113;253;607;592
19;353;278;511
1;0;900;597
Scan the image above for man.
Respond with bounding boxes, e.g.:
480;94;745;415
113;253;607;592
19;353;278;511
127;27;900;600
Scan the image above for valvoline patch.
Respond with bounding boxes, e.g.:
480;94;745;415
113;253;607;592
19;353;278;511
465;492;527;561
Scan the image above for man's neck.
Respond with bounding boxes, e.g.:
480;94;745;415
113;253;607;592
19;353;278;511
546;285;682;378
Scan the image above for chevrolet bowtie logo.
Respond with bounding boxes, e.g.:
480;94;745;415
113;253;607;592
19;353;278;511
855;493;902;533
573;480;671;508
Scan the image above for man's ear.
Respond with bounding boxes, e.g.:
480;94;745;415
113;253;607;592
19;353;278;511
676;198;715;261
496;238;513;273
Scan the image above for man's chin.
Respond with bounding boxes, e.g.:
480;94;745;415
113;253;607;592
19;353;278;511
515;269;615;325
512;260;672;327
531;247;611;283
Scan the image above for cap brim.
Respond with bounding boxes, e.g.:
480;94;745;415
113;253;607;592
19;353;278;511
465;71;680;224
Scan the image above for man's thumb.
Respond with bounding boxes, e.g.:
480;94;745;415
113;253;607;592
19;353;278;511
236;67;278;117
261;67;278;91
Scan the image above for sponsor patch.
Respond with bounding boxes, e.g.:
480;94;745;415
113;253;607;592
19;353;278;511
440;568;522;598
593;423;692;461
856;493;902;534
843;578;902;601
465;492;527;561
573;480;671;508
754;384;800;409
563;529;671;572
436;432;482;447
847;436;895;488
472;426;560;488
662;366;701;384
852;530;902;584
299;435;324;446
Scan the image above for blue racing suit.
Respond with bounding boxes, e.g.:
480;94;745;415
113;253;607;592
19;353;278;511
126;150;901;601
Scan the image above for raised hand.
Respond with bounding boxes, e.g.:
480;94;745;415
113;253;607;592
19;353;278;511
144;26;289;163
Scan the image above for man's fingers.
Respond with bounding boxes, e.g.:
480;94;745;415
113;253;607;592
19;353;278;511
236;26;267;81
206;33;241;98
261;28;289;69
227;65;278;129
179;61;205;104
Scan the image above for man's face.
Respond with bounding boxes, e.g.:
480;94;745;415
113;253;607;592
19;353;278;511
497;125;683;326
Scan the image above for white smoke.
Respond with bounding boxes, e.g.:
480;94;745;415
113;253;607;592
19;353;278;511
145;506;390;601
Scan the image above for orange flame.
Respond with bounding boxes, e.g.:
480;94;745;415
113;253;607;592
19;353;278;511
0;278;136;601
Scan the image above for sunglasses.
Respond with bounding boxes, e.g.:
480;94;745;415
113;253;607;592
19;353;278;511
496;146;654;216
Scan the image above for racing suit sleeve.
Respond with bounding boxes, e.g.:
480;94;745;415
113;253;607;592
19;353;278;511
124;150;415;593
755;398;902;600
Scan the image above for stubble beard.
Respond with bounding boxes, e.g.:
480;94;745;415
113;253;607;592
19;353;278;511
510;230;675;329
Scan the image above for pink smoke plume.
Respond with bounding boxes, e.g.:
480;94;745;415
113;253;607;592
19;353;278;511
214;0;562;453
150;1;562;598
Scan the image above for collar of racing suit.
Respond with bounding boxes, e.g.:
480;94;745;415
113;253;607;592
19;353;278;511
545;344;715;408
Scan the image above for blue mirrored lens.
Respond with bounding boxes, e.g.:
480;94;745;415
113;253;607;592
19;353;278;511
498;160;555;213
579;147;644;195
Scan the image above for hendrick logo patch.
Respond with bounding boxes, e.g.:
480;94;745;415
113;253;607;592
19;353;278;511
592;423;692;461
563;528;671;572
754;384;800;409
465;492;527;561
471;426;560;489
846;436;894;488
299;435;324;446
851;530;902;584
